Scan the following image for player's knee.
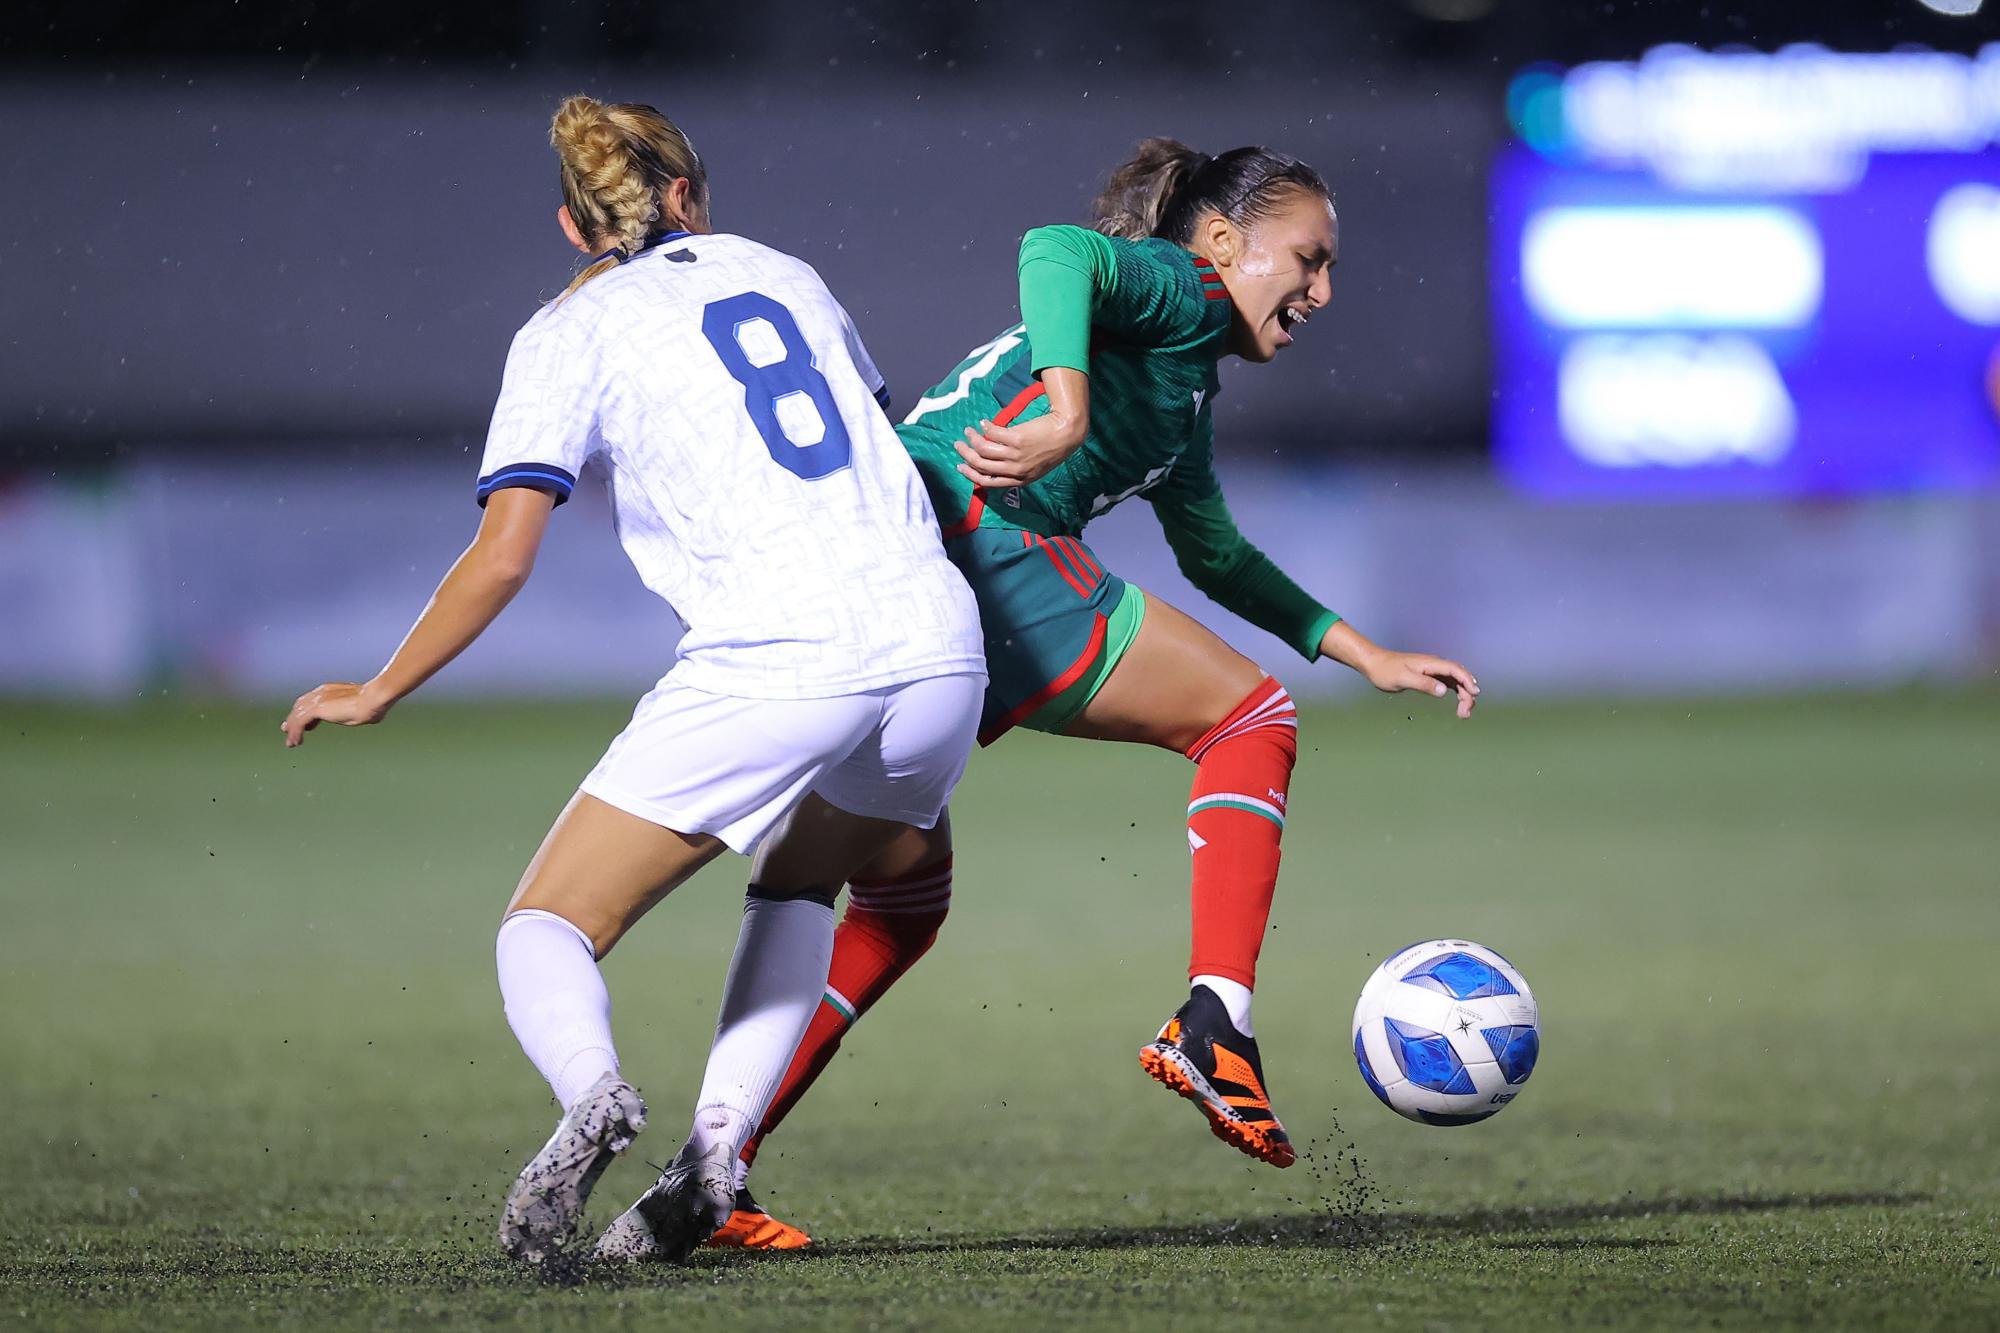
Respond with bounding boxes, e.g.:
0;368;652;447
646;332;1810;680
504;892;620;956
896;896;950;951
1158;660;1268;753
747;883;840;910
855;900;947;960
1186;674;1301;764
583;919;627;959
498;904;615;962
1266;676;1301;759
845;855;953;956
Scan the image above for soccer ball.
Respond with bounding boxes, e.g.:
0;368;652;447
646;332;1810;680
1351;939;1539;1126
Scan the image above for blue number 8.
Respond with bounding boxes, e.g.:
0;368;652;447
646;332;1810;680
701;292;852;480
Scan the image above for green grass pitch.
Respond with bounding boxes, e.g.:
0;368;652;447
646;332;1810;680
2;689;1996;1329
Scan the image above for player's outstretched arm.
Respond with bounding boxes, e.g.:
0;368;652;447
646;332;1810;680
281;487;555;747
1318;619;1480;719
1146;443;1477;717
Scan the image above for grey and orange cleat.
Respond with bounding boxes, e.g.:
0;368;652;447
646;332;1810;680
592;1140;737;1265
498;1072;647;1265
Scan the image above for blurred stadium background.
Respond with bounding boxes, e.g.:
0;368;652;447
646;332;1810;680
5;3;2000;1328
7;0;1999;702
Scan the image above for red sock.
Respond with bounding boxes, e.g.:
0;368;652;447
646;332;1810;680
742;856;952;1167
1184;679;1298;989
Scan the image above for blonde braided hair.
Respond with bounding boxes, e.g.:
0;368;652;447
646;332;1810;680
549;95;707;298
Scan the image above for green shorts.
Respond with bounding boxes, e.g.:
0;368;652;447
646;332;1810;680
945;526;1148;745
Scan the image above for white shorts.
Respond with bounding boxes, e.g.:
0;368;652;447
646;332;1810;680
579;672;986;855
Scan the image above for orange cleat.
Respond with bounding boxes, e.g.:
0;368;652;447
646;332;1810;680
1139;985;1296;1168
703;1189;814;1251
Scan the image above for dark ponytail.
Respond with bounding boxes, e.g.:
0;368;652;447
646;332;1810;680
1089;137;1327;245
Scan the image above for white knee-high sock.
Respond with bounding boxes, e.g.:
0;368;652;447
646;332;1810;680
496;909;621;1111
688;894;836;1160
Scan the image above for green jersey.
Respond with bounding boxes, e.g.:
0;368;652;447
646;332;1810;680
895;225;1339;659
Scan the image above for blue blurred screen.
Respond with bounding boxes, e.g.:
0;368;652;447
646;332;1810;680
1491;55;2000;501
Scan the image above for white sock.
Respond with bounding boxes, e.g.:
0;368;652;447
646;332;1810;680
688;894;836;1164
496;909;621;1111
1192;973;1255;1037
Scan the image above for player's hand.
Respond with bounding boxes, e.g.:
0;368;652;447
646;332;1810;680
954;409;1084;489
282;681;393;747
1359;650;1480;719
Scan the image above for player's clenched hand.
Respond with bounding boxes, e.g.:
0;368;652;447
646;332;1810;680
954;409;1085;489
282;681;392;748
1361;651;1480;719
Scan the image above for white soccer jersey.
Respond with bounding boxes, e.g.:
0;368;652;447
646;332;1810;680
477;232;985;699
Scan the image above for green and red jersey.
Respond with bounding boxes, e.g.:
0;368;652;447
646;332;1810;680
895;225;1339;661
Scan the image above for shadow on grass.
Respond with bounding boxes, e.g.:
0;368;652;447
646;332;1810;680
800;1190;1930;1260
0;1191;1931;1294
1487;1236;1680;1251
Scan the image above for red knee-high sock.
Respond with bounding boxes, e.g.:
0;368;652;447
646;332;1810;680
1185;679;1298;989
741;856;952;1169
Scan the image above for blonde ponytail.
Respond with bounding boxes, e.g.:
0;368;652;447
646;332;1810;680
549;95;708;298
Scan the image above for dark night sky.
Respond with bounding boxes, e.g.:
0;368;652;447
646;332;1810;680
4;1;1992;73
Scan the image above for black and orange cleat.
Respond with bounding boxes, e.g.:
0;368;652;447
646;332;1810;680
704;1189;814;1251
1138;985;1296;1168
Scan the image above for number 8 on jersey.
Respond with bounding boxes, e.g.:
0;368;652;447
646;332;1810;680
702;291;853;481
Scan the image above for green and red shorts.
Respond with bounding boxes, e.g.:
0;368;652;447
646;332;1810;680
945;525;1148;746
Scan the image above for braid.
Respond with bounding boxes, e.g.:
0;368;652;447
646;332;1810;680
548;95;709;297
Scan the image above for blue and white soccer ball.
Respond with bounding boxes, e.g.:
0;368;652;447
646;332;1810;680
1351;939;1540;1126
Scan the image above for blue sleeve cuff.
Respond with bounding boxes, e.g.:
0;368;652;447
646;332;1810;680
873;382;892;410
476;462;576;508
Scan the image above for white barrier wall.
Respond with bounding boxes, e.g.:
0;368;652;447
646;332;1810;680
2;454;1994;701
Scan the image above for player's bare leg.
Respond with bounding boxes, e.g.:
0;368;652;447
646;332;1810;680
595;794;935;1263
1063;593;1267;752
506;791;729;957
1067;594;1301;1168
497;794;727;1266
